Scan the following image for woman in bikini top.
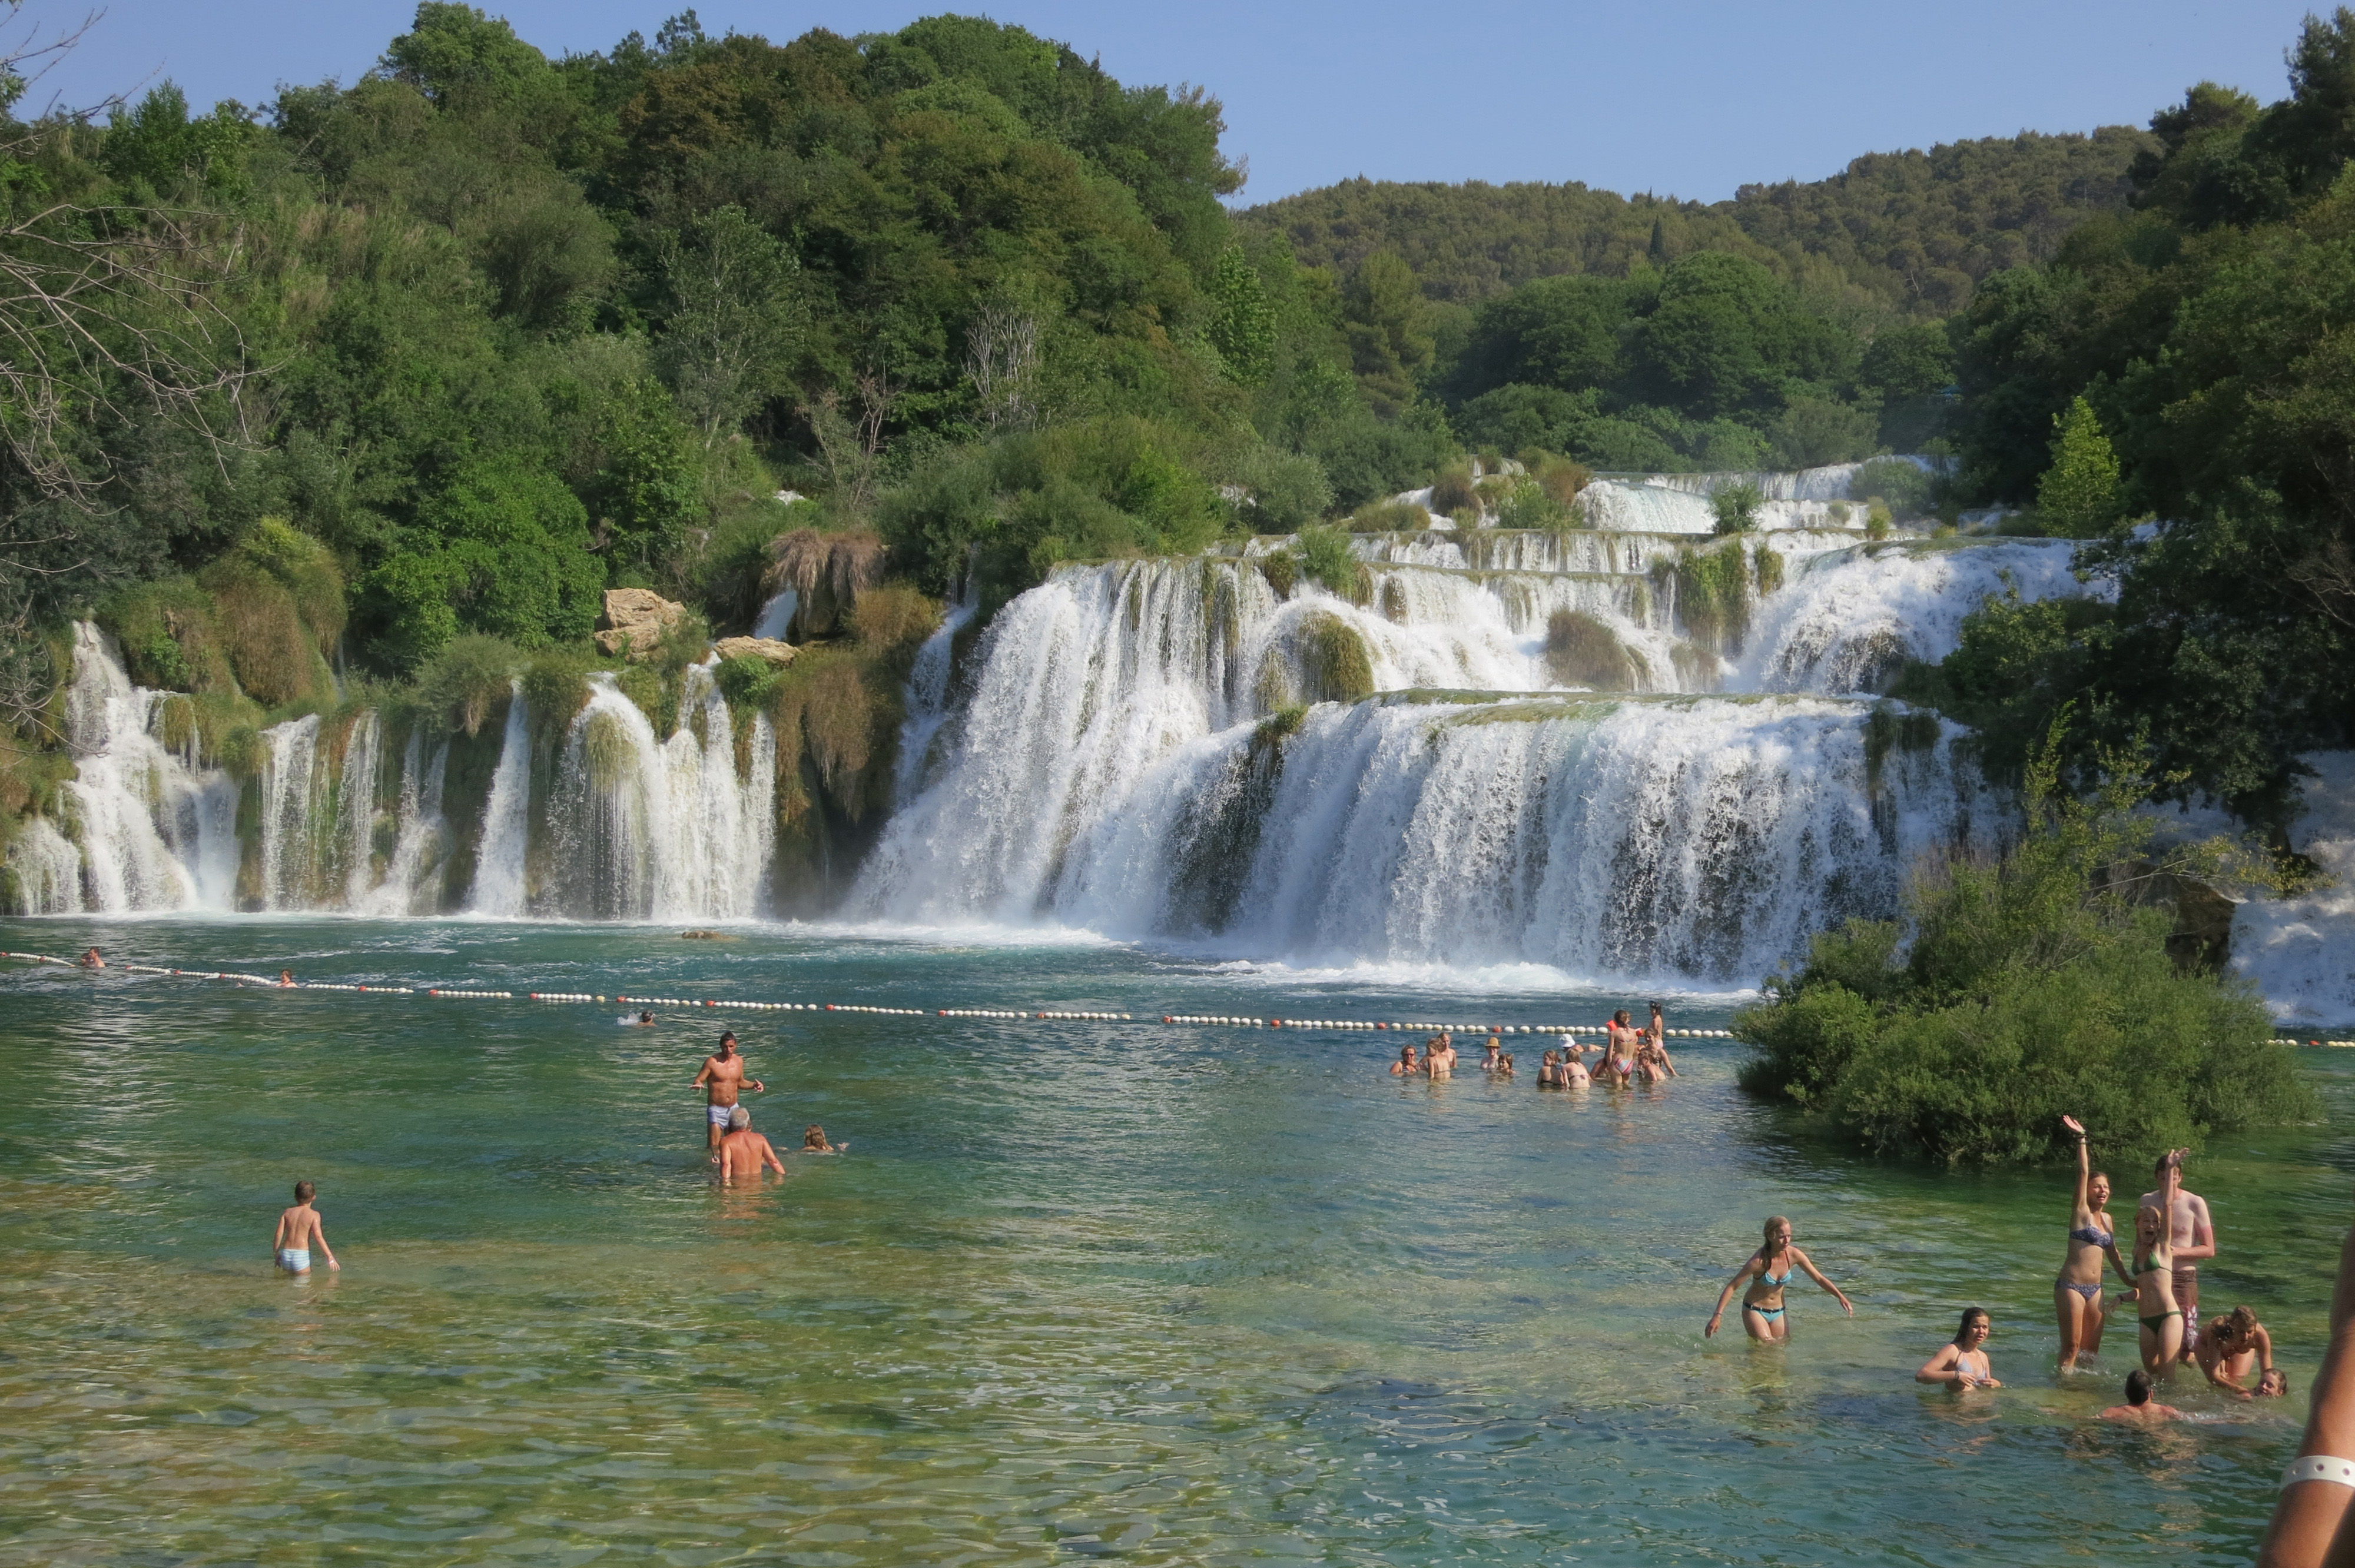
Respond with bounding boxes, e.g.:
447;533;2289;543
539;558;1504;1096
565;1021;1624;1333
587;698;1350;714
1918;1307;2002;1389
1705;1215;1854;1344
2054;1115;2131;1370
2123;1203;2184;1374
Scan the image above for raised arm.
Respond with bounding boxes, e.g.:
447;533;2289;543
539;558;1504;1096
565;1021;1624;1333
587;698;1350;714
1706;1256;1762;1337
2062;1115;2091;1216
1794;1248;1855;1315
2257;1188;2355;1567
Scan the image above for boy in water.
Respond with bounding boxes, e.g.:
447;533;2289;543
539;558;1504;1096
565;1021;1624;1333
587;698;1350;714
271;1181;339;1274
2101;1368;2184;1422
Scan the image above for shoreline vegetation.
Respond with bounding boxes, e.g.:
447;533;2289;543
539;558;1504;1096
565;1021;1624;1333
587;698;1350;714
0;5;2350;1136
1734;732;2319;1165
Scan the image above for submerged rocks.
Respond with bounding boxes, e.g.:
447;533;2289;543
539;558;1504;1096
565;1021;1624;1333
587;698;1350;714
594;589;688;660
713;636;797;668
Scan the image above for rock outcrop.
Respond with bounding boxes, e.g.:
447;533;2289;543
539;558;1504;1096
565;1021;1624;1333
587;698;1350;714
594;589;687;660
713;636;797;668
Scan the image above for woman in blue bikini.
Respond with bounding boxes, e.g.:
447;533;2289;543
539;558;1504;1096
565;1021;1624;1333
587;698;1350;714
2054;1115;2133;1370
1706;1216;1854;1343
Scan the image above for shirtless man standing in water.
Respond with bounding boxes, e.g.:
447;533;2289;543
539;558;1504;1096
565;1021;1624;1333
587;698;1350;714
692;1032;764;1157
717;1107;787;1182
2140;1149;2216;1363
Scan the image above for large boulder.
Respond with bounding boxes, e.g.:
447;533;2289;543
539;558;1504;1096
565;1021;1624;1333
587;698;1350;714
713;635;797;669
594;589;687;660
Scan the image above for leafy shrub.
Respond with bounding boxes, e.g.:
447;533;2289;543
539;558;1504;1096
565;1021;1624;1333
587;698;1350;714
1258;550;1298;598
415;634;521;736
1865;501;1893;540
1347;498;1429;533
1769;395;1879;470
848;583;940;657
1293;525;1359;597
1736;746;2314;1165
97;579;227;693
1710;480;1764;535
1295;611;1374;704
1849;457;1935;518
1230;445;1334;534
1669;542;1752;649
1533;454;1593;506
200;560;320;707
1428;462;1477;514
1495;479;1572;531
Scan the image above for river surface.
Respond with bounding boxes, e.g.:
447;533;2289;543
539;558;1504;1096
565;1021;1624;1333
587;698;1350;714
0;917;2345;1566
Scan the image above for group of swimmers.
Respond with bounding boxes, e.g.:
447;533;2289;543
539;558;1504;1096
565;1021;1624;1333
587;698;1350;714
1391;1005;1679;1088
1704;1117;2287;1420
268;1029;845;1273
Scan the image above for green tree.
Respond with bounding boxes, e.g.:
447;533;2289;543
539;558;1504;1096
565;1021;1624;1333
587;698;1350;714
1341;250;1432;417
1207;244;1276;385
654;205;801;448
2036;396;2121;537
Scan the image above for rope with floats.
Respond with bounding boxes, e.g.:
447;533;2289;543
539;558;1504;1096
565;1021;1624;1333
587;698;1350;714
4;949;2337;1045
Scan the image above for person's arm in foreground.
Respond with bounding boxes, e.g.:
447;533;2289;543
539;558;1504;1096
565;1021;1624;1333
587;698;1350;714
2257;1191;2355;1567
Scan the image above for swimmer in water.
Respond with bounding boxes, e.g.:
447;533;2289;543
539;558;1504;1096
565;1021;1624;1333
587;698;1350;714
2198;1305;2280;1397
270;1180;339;1274
1917;1307;2002;1388
1559;1042;1589;1085
1481;1037;1504;1072
635;1011;656;1025
2054;1115;2133;1370
1495;1052;1514;1080
717;1107;786;1182
1390;1044;1421;1077
801;1124;848;1154
79;947;104;969
1707;1215;1853;1343
2101;1368;2185;1421
1537;1049;1560;1087
277;969;294;987
2116;1203;2184;1376
1425;1034;1457;1078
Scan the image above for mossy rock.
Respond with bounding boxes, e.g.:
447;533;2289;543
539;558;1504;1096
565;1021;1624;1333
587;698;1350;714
1544;610;1636;691
1294;611;1374;706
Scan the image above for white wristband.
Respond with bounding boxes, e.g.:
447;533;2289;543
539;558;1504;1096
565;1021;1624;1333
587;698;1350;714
2283;1456;2355;1489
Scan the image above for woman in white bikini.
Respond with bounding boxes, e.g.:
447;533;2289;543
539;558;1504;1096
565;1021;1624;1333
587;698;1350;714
2054;1115;2132;1370
1918;1307;2001;1389
1706;1215;1853;1343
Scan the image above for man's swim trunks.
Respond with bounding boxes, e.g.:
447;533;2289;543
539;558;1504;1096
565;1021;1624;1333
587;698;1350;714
278;1248;310;1271
708;1103;737;1128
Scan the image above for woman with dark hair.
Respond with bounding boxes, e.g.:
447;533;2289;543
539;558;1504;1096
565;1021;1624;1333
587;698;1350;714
1706;1216;1853;1343
2101;1369;2184;1422
2055;1115;2133;1370
1918;1308;2001;1388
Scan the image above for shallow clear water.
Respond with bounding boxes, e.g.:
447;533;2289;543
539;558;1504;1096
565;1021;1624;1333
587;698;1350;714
1;918;2345;1566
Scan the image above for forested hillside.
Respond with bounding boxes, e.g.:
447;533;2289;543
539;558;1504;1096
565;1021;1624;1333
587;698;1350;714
1241;129;2152;320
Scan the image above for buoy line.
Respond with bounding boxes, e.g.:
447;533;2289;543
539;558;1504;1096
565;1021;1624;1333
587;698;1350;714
6;951;2346;1045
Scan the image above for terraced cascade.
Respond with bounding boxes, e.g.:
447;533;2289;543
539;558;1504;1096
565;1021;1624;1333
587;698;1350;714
855;514;2092;983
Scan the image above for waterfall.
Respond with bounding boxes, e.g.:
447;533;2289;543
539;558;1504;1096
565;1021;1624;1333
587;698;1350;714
857;523;2086;982
469;684;532;916
751;588;799;642
11;622;240;913
892;593;977;805
357;727;450;916
543;663;777;921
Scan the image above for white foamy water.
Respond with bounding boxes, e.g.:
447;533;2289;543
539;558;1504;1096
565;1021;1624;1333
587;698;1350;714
2234;753;2355;1024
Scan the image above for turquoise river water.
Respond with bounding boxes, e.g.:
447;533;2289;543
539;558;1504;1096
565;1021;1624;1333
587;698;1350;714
1;917;2348;1566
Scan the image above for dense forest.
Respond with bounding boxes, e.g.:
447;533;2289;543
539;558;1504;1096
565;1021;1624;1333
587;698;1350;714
2;1;2354;869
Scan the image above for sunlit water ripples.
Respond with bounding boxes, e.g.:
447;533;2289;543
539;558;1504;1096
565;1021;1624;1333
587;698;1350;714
0;918;2344;1564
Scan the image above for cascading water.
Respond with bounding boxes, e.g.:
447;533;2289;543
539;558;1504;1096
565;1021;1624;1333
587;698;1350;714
15;623;240;913
468;685;532;917
855;507;2075;982
542;663;778;921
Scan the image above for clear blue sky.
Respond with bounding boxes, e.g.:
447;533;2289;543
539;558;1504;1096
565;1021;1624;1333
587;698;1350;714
15;1;2323;204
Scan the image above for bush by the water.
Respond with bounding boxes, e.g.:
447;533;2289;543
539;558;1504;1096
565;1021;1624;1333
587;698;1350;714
1734;740;2313;1165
